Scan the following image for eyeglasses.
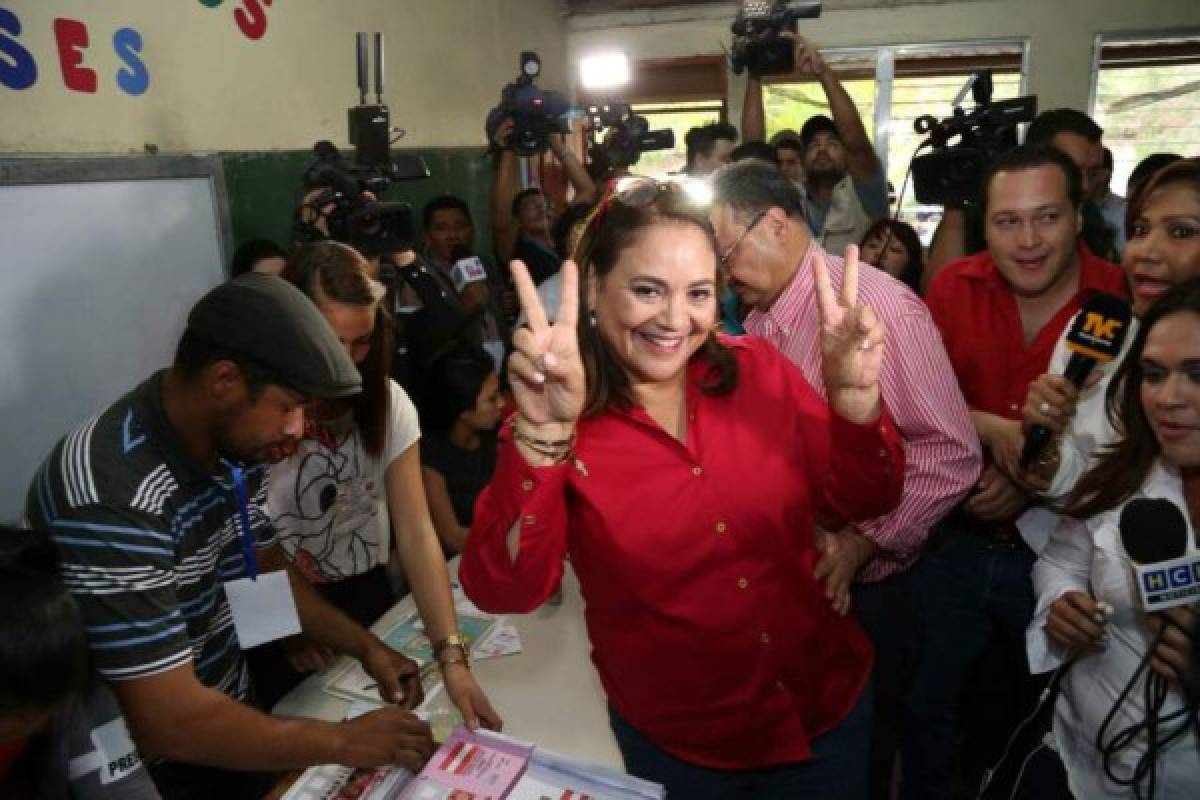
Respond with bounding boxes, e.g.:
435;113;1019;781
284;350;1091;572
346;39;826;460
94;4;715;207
719;211;765;269
582;175;713;238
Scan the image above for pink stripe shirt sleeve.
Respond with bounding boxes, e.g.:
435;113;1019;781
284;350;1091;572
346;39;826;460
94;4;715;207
746;246;982;581
855;295;981;581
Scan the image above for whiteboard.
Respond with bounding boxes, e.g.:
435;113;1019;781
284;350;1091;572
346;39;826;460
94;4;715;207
0;157;232;522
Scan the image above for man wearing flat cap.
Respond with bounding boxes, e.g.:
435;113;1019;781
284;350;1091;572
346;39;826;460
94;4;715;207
742;35;889;255
26;274;435;799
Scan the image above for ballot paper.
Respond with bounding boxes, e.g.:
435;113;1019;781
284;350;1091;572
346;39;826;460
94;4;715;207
283;727;663;800
325;611;497;706
398;729;665;800
282;764;414;800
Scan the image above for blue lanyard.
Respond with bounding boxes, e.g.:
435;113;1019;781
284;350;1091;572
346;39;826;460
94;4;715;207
230;465;258;580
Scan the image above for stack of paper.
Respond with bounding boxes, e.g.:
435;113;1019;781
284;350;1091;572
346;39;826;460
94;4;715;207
283;728;663;800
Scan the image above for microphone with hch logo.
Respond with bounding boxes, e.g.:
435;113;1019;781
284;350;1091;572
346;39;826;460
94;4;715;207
1020;293;1132;469
1119;497;1199;613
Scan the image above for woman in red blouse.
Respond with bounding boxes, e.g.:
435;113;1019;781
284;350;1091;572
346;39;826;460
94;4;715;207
460;179;905;798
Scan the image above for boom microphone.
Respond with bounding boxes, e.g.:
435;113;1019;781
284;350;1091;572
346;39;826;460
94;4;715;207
1020;292;1132;468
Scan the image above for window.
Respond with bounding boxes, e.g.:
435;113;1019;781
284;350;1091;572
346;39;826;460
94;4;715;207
1091;33;1200;195
764;41;1027;245
580;55;728;179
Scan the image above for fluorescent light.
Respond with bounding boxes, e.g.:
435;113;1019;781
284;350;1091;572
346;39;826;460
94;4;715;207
580;53;631;91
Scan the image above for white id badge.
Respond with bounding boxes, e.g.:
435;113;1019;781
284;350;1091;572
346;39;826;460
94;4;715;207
90;717;142;785
223;569;302;648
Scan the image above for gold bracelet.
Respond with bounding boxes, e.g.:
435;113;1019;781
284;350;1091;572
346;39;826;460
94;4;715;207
512;422;575;465
513;415;575;447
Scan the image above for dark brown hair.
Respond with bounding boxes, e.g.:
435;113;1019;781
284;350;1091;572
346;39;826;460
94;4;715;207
574;183;738;417
860;218;924;293
1063;278;1200;518
1124;157;1200;240
283;242;393;457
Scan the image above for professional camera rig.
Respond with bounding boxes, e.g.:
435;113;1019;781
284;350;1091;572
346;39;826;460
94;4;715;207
486;51;573;157
296;33;429;256
910;70;1038;207
584;101;675;170
730;0;823;78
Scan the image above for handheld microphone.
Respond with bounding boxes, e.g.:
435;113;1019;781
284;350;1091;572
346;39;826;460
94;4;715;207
1020;293;1132;468
451;255;489;293
1119;498;1199;612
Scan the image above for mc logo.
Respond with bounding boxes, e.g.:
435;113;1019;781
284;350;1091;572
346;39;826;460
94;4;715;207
1082;313;1125;341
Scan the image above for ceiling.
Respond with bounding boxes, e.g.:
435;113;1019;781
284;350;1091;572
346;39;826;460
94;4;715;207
563;0;730;15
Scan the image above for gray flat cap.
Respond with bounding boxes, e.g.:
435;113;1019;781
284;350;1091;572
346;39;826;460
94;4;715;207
186;273;361;399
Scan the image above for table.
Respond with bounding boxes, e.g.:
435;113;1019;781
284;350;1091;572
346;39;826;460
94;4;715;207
272;560;622;771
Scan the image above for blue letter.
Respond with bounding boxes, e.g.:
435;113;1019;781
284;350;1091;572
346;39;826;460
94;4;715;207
114;27;148;96
0;8;37;90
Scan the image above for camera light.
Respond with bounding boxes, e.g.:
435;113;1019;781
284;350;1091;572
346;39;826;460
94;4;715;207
580;53;631;91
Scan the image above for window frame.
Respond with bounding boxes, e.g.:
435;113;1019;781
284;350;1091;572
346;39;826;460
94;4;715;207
1089;29;1200;114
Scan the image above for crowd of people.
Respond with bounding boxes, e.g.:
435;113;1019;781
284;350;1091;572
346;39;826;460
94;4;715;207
2;31;1198;800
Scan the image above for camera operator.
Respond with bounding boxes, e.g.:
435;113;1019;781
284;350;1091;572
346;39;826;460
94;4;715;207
742;35;888;256
489;117;597;288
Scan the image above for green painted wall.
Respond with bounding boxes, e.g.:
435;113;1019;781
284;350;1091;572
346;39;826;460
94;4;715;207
221;147;497;258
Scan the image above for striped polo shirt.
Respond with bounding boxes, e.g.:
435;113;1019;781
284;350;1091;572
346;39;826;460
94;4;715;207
25;371;275;702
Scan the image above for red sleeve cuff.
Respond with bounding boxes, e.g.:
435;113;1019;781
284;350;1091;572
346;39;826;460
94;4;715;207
824;407;906;524
460;427;573;613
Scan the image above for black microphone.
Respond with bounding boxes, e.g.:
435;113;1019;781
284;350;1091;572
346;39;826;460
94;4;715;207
1020;293;1132;468
1119;498;1194;612
1120;498;1189;564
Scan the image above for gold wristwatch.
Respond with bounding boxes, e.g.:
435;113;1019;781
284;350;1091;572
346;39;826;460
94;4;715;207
433;632;470;668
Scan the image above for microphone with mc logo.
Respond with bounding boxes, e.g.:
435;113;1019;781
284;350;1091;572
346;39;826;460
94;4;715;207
1020;292;1132;469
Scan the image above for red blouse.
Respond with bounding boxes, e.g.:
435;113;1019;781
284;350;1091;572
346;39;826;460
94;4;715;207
461;336;905;768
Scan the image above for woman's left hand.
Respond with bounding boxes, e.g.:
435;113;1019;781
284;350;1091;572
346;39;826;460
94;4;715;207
1148;606;1195;685
442;663;503;731
816;244;886;424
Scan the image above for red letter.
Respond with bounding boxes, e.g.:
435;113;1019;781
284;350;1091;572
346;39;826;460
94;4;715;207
53;18;96;93
235;0;272;41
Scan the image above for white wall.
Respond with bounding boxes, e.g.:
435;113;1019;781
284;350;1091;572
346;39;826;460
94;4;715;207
0;0;568;153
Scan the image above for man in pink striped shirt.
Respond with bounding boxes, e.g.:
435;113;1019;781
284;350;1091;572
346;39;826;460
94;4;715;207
712;160;981;796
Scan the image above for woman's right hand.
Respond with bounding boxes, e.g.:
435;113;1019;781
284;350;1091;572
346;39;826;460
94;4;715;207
1022;373;1080;435
1045;591;1106;650
508;259;585;430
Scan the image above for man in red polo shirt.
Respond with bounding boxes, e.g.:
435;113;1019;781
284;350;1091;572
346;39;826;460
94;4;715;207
903;144;1127;800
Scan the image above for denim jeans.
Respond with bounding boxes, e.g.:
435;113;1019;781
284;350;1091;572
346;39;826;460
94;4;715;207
853;568;921;800
609;685;872;800
900;526;1038;800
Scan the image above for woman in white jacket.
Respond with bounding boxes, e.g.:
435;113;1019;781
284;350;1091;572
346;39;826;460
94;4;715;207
1029;278;1200;799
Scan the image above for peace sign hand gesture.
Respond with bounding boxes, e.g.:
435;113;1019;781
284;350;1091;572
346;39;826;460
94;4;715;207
815;244;886;425
508;260;586;441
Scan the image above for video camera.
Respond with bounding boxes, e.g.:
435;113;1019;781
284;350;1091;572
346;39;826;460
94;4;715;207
487;51;572;157
585;101;675;169
910;70;1038;206
297;33;429;256
730;0;822;78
